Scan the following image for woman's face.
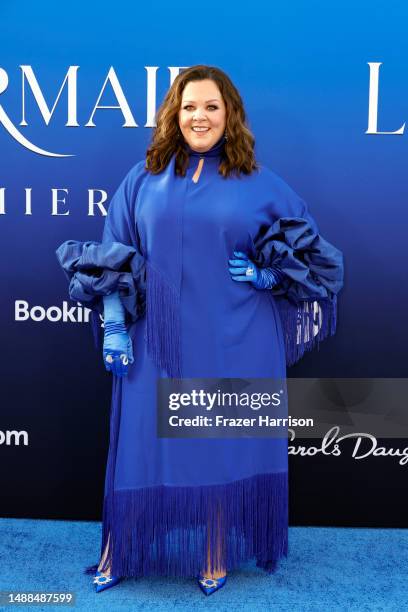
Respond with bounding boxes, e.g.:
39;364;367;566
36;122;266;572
178;79;227;153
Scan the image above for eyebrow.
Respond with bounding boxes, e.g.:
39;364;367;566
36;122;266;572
182;99;220;103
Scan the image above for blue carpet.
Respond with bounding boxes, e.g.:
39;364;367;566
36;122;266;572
0;518;406;611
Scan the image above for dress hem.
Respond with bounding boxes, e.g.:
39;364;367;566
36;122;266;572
97;470;288;578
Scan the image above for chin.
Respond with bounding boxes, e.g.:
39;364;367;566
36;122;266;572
189;134;222;150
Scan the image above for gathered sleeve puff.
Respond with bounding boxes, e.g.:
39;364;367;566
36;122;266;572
251;169;344;366
55;161;147;324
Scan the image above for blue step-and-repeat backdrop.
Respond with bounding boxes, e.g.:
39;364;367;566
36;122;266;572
1;1;407;525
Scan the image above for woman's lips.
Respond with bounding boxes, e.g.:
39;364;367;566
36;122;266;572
192;127;210;134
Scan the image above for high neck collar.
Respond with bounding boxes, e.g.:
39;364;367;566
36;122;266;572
184;134;226;158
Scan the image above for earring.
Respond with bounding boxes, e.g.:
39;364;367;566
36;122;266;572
224;130;228;141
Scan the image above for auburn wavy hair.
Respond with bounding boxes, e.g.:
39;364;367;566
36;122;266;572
145;65;258;178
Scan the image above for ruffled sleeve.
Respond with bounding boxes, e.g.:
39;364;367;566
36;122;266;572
55;239;146;320
55;161;148;341
250;180;344;366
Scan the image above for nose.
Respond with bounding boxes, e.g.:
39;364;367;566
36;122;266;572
192;108;206;120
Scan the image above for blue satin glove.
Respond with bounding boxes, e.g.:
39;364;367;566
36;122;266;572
228;250;285;289
103;291;134;377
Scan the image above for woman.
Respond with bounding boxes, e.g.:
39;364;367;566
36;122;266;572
56;65;343;596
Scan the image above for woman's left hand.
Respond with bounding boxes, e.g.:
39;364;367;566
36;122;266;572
228;250;262;286
229;250;283;290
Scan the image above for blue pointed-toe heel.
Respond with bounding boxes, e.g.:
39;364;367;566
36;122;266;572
197;573;227;596
93;570;122;593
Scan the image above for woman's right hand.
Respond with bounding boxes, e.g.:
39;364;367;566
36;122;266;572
102;291;134;377
103;321;134;377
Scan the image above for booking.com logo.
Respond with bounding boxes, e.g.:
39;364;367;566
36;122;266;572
0;429;28;445
15;300;93;323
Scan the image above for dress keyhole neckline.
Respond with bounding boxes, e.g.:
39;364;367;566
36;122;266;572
192;157;205;183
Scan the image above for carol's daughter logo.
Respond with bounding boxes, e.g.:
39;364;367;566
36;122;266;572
289;426;408;466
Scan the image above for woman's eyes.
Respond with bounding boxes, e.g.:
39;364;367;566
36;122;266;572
183;105;218;111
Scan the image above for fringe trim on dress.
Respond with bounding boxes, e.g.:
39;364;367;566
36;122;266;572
275;294;337;366
144;260;182;378
97;471;288;578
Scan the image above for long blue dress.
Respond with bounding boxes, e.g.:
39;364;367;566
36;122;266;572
56;135;343;578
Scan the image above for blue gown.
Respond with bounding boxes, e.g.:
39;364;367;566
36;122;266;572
56;136;343;578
